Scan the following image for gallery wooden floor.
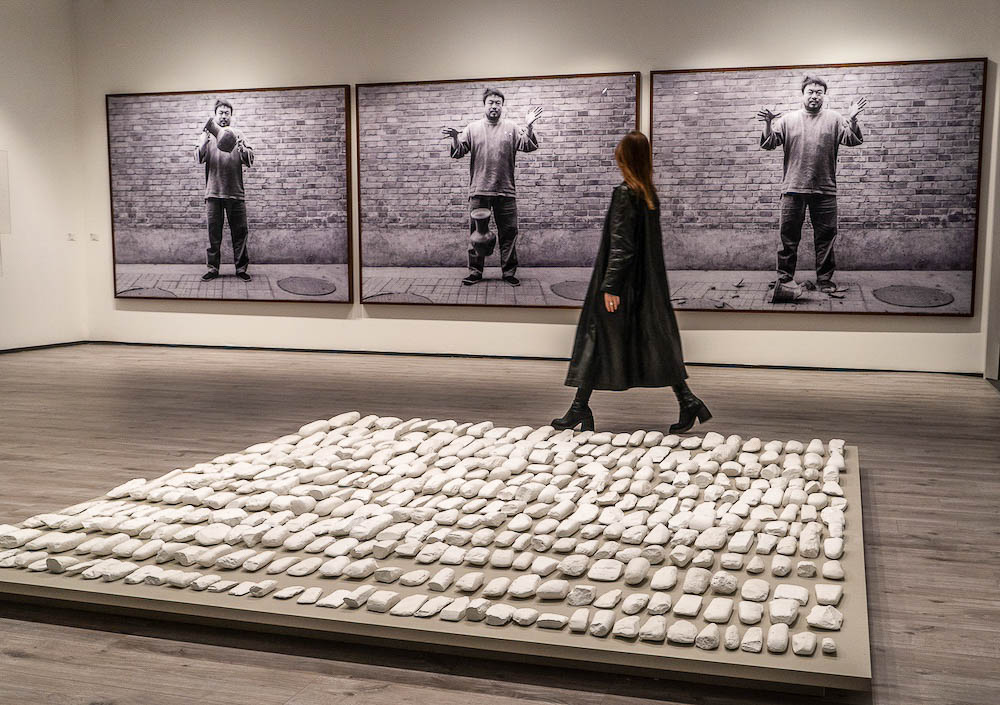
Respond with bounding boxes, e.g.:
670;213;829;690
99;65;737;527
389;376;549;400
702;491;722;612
1;343;997;705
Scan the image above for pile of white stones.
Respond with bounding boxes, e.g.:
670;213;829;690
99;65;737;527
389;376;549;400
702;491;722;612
0;412;849;658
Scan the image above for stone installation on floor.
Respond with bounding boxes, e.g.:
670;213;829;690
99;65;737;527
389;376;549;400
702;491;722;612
0;412;869;690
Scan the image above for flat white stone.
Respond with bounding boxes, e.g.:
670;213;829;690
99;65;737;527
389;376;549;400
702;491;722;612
537;613;569;630
704;598;734;623
611;615;640;639
589;610;616;637
483;577;511;598
454;571;484;592
815;584;843;606
593;589;623;609
806;605;844;630
792;631;817;656
485;603;515;626
389;594;429;617
624;557;650;585
724;624;741;650
536;579;570;600
567;585;597;606
746;556;765;574
647;565;676;591
415;596;454;618
673;594;703;617
682;567;712;594
767;623;789;653
822;637;838;654
695;623;720;650
774;583;810;605
587;558;624;582
740;578;770;602
740;627;763;653
822;560;845;580
621;594;650;615
768;598;800;625
709;571;738;595
667;620;697;644
439;596;470;621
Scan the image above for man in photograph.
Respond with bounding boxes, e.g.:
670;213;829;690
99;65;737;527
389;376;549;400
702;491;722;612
196;98;255;282
758;76;866;294
443;88;542;287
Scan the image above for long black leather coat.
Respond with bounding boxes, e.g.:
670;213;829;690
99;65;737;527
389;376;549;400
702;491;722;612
564;183;687;391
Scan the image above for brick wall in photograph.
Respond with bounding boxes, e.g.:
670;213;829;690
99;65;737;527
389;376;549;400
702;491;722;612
108;87;348;264
358;74;637;267
652;60;984;270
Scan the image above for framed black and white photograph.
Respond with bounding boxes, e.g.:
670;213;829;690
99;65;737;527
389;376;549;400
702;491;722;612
107;84;351;302
357;72;640;307
651;58;986;315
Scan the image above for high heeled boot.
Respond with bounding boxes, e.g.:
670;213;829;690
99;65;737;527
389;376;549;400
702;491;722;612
552;387;596;432
551;400;595;431
669;381;711;434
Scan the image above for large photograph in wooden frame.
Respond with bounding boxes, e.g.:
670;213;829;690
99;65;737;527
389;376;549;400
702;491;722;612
357;72;640;307
107;84;352;303
651;59;986;315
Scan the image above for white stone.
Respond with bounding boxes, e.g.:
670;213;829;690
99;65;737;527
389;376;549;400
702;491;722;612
593;589;623;609
439;596;471;621
792;631;817;656
621;593;650;615
724;624;741;650
774;583;810;605
806;605;844;630
414;596;454;618
536;579;571;600
709;571;738;595
822;637;838;654
454;572;484;592
767;623;789;653
768;598;800;625
537;613;569;630
704;598;734;623
695;623;720;650
667;620;698;644
682;567;712;594
390;594;429;617
822;560;845;580
587;558;624;582
673;594;703;617
483;577;511;598
624;557;650;585
508;574;542;598
746;555;765;574
740;627;763;652
650;566;678;591
567;585;597;606
485;603;515;626
815;584;843;606
740;579;770;602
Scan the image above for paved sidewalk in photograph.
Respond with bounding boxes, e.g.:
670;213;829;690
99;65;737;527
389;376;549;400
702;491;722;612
362;267;972;313
115;264;350;302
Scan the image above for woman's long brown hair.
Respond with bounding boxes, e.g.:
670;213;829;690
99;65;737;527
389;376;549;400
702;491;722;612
614;130;658;210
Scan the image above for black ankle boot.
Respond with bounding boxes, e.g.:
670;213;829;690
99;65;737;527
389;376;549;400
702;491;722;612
552;402;595;432
670;388;711;434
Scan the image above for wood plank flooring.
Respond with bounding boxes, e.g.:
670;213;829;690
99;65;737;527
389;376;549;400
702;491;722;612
1;343;998;705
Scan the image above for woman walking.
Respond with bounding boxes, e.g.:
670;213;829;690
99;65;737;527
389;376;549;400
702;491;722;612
552;130;710;434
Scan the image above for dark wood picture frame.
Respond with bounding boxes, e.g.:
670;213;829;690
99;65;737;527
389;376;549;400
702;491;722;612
356;71;642;309
650;58;987;317
106;83;354;304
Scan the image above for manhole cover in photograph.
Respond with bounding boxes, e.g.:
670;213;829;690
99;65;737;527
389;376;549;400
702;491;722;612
363;292;435;304
118;288;177;298
872;285;954;308
277;277;337;296
549;280;590;301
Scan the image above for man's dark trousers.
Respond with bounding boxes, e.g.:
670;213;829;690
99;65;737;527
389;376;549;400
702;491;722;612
777;193;837;284
206;197;250;274
468;195;518;277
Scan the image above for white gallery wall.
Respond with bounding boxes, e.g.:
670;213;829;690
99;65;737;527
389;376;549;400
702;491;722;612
5;0;1000;372
0;0;88;349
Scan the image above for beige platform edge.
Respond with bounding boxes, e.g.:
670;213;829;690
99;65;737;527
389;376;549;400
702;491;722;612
0;447;872;692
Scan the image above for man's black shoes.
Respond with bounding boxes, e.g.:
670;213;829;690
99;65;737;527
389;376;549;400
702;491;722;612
236;271;252;282
503;275;520;287
462;272;483;286
201;270;219;281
